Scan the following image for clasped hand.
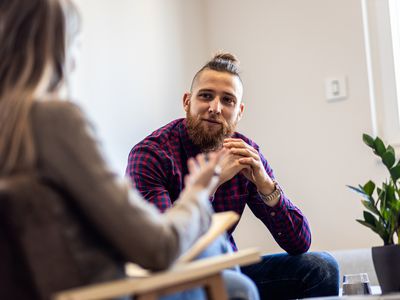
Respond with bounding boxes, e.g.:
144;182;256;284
220;138;275;195
184;138;275;197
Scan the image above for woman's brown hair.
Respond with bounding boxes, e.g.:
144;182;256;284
0;0;79;175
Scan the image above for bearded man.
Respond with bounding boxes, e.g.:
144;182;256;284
126;53;339;299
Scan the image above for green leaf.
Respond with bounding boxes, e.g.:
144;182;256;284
393;200;400;211
378;184;389;212
386;184;396;204
356;219;379;234
382;207;390;221
361;200;379;215
364;211;377;226
376;187;383;203
363;181;375;196
390;165;400;182
355;134;399;245
387;145;395;156
363;134;375;148
388;210;397;231
357;219;390;244
374;137;386;157
347;185;373;202
383;151;396;169
376;221;391;245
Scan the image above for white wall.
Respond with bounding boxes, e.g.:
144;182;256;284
72;0;207;173
72;0;389;253
203;0;386;252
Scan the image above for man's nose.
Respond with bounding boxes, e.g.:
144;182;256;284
208;98;222;114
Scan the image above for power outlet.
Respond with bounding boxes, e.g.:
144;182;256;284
325;77;347;101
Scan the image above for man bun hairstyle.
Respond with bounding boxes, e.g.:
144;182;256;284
206;52;240;75
190;51;242;91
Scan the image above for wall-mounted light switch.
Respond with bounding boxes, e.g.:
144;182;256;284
325;77;347;101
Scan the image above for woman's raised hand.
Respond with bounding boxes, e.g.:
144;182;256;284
184;150;225;196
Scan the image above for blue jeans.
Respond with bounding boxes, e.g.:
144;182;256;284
241;252;339;299
160;236;259;300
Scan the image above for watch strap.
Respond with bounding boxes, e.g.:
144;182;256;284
258;181;281;204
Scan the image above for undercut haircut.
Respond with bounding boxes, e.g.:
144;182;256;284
190;52;242;91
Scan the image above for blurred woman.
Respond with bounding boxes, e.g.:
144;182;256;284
0;0;258;299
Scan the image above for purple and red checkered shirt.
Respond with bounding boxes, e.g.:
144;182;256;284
126;118;311;253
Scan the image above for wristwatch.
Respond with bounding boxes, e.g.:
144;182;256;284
258;180;281;204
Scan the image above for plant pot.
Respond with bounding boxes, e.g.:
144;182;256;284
371;244;400;294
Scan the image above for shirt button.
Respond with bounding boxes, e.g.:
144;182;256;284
277;232;282;236
270;212;276;217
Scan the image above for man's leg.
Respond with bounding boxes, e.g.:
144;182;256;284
222;269;260;300
241;252;339;299
197;236;259;300
160;236;259;300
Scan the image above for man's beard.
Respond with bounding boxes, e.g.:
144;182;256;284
186;110;237;151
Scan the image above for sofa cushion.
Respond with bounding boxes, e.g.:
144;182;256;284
329;248;378;286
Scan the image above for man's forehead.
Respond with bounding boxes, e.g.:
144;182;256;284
194;70;243;97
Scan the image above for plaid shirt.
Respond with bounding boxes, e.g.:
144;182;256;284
126;118;311;253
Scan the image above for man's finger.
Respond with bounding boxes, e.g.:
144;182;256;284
223;138;243;143
238;157;259;168
229;148;259;159
224;141;258;155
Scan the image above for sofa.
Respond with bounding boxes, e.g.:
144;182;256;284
329;248;380;293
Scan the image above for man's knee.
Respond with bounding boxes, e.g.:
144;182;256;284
302;251;340;295
222;270;260;300
304;252;339;279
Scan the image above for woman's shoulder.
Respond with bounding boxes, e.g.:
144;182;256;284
31;100;86;128
32;100;82;119
30;100;92;148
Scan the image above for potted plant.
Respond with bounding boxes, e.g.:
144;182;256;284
348;133;400;294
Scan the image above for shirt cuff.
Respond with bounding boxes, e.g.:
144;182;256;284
258;193;288;216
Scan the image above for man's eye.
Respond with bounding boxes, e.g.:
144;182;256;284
199;93;213;100
223;97;235;104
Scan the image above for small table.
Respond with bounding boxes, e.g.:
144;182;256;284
307;294;400;300
338;285;382;296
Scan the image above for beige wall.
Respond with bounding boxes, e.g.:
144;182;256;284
202;0;386;252
73;0;389;252
73;0;208;171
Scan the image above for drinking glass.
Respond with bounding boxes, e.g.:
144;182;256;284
342;273;372;296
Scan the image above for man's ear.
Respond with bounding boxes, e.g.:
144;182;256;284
183;92;191;112
237;102;245;122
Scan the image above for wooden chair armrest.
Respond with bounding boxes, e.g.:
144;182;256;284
53;248;261;300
